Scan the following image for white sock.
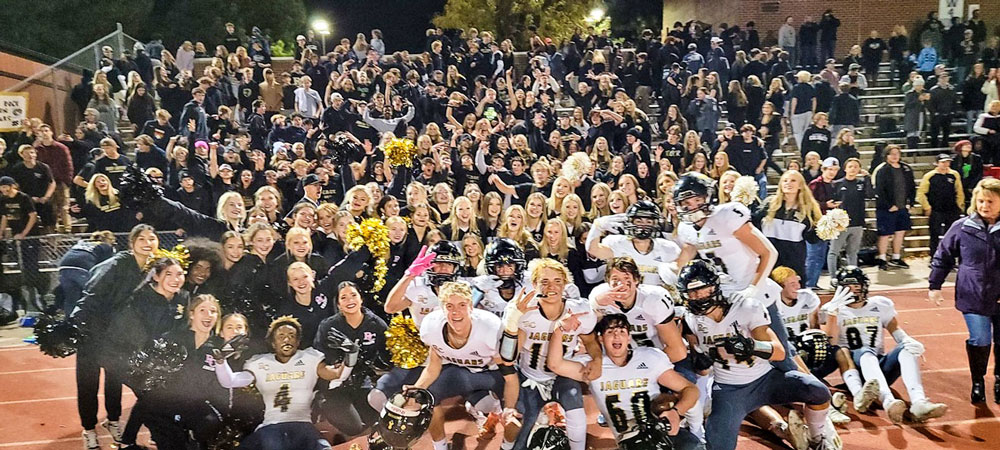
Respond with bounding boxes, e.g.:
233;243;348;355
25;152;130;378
501;441;514;450
877;254;886;261
564;408;587;450
898;349;927;402
696;374;713;410
843;369;863;397
892;253;901;260
432;438;448;450
474;393;502;415
858;352;895;404
803;407;829;440
367;389;387;412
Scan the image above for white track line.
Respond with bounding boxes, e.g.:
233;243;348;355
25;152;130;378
0;391;134;406
0;366;73;376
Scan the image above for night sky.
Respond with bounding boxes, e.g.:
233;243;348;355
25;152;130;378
305;0;447;53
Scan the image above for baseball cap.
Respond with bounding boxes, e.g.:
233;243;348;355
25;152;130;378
178;169;192;179
0;176;15;186
194;140;209;149
849;63;860;70
825;58;836;65
937;153;953;162
219;164;234;172
821;157;840;168
302;174;321;185
710;37;723;43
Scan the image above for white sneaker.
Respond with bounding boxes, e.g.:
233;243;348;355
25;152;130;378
831;392;848;414
808;428;844;450
909;398;948;422
101;420;122;444
853;379;880;413
885;399;908;424
786;410;811;450
769;419;790;441
82;430;99;450
829;408;851;425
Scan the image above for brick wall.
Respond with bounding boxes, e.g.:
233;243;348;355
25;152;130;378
663;0;1000;56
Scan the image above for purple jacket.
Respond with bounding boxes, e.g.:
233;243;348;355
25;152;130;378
929;214;1000;316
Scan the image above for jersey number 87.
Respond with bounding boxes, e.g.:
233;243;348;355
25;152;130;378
846;325;878;350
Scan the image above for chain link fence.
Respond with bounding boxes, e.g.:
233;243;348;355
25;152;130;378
0;231;182;313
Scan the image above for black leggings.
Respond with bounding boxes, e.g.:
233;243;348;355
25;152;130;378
320;386;379;438
76;345;123;430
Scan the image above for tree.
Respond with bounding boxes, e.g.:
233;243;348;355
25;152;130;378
432;0;599;48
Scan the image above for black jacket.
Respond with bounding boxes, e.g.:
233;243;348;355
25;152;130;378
872;161;916;210
829;93;860;126
72;252;145;345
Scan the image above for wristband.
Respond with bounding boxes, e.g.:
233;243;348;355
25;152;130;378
499;330;519;362
891;328;909;344
752;340;774;360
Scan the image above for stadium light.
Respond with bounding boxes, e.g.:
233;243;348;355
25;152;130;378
587;7;605;24
312;18;331;54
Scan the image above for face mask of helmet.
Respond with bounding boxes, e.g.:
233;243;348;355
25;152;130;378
426;262;459;286
488;260;523;288
682;283;723;315
625;220;660;239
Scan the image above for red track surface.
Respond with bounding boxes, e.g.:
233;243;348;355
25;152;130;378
2;287;998;449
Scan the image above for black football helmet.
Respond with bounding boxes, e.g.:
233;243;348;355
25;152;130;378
526;425;570;450
625;200;663;240
375;388;435;449
619;419;675;450
672;174;715;224
834;265;869;299
676;260;725;316
484;238;527;288
427;241;463;286
794;329;832;372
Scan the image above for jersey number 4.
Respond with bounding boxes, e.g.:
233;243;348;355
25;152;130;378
273;383;292;412
605;391;652;432
846;326;879;350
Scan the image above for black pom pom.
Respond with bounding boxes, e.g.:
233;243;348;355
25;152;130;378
128;338;188;392
34;314;79;358
118;164;164;210
329;134;360;166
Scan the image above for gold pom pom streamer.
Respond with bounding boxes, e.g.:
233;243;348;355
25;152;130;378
346;217;391;293
385;315;428;369
816;208;851;241
384;138;417;168
142;245;191;273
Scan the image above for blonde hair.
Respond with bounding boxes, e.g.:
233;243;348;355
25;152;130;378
588;182;612;220
717;170;743;203
285;260;313;278
796;70;811;83
969;178;1000;216
342;185;371;212
765;170;823;226
529;257;573;286
284;226;313;257
216;191;246;225
438;281;473;304
444;196;480;240
559;194;584;232
547;176;573;212
85;173;119;207
188;294;222;334
499;205;534;249
539;218;571;261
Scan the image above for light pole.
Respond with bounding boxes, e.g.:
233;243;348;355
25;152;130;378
312;19;330;54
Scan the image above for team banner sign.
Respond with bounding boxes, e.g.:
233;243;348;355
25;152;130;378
0;92;29;132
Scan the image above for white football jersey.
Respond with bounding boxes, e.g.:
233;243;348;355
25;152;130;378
776;289;821;339
475;282;527;316
246;348;324;427
420;308;503;372
832;296;896;355
684;295;773;385
404;276;441;327
678;202;758;292
512;299;597;382
589;284;676;348
603;234;681;286
590;347;674;441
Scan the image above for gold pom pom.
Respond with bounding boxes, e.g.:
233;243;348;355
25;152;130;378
143;245;191;272
385;315;428;369
345;217;392;293
384;138;417;168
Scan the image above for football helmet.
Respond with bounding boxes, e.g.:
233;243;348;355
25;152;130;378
426;240;463;286
676;260;725;316
672;174;715;224
484;238;527;288
625;200;663;240
834;265;869;299
376;388;435;449
526;425;570;450
795;329;833;371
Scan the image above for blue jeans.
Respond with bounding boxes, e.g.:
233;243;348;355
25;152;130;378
804;240;829;288
59;268;89;314
754;172;768;201
514;375;584;449
963;313;1000;348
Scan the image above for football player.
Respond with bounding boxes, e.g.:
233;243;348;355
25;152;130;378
672;174;797;373
821;266;948;424
587;200;681;286
406;281;520;450
501;258;600;450
473;238;531;315
547;313;704;450
679;260;840;450
372;241;464;412
212;316;355;450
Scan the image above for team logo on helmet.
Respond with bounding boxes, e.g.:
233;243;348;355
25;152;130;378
376;388;435;449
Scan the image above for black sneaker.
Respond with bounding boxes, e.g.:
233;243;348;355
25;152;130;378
888;258;909;269
878;259;889;271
